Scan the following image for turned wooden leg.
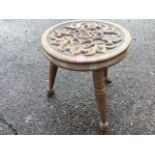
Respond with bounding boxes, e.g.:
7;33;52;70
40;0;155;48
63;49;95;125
93;69;108;132
104;68;111;84
47;62;58;97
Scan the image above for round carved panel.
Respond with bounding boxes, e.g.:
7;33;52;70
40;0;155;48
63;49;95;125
47;20;125;56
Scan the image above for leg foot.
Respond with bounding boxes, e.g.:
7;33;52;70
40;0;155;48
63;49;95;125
104;68;112;84
100;121;109;132
48;63;58;98
47;89;54;98
105;78;112;84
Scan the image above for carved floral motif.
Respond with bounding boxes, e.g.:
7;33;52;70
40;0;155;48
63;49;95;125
48;21;123;56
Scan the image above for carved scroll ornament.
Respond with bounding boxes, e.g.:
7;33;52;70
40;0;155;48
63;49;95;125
48;21;123;56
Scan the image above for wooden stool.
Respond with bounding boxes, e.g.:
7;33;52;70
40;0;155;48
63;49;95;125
41;20;131;132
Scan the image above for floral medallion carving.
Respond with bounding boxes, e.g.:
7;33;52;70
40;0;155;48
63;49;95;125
47;21;124;56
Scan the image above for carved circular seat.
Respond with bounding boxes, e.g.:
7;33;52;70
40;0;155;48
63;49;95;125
42;20;131;71
41;20;131;132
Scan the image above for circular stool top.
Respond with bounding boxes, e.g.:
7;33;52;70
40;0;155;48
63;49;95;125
42;20;131;70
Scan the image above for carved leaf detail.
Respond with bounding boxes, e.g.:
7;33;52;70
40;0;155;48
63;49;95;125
49;22;123;56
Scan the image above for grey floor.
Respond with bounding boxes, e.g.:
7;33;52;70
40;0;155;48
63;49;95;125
0;19;154;135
